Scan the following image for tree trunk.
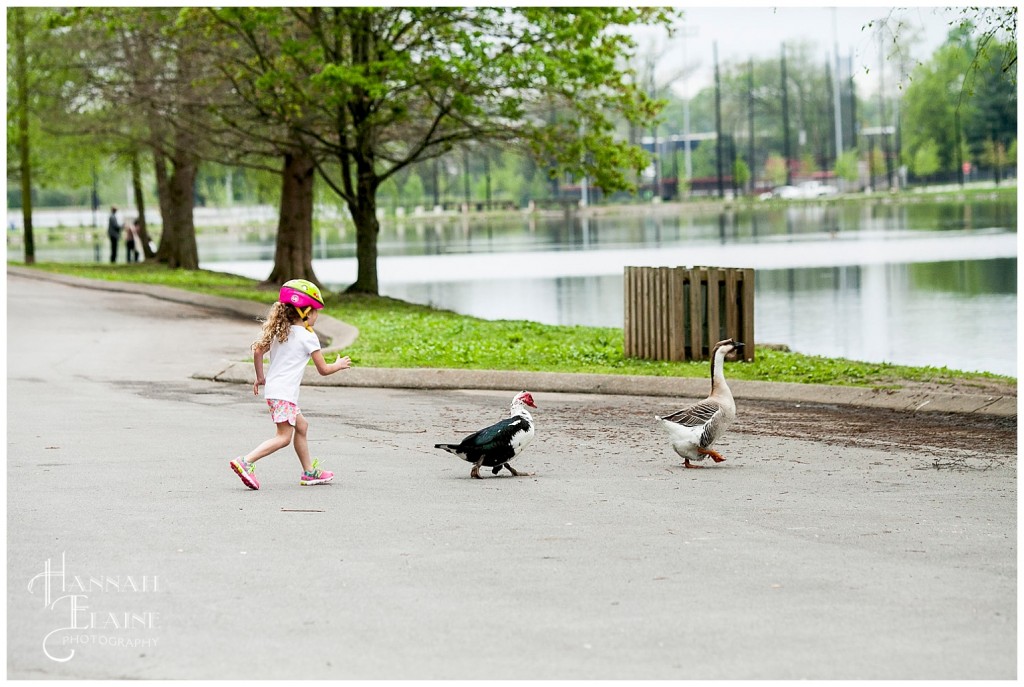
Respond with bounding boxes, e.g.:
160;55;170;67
153;150;172;264
152;144;198;270
14;8;35;265
166;156;199;269
347;166;380;294
131;150;155;259
264;149;319;287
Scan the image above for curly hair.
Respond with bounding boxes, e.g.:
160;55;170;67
252;302;301;352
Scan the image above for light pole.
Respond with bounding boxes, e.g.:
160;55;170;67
679;25;699;189
831;8;843;160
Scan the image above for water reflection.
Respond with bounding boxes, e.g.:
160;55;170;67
381;258;1016;376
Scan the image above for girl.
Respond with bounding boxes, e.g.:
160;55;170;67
230;279;351;490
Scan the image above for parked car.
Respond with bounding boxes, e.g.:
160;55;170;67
772;185;802;199
798;180;838;198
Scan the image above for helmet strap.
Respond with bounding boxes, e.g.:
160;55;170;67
294;305;314;333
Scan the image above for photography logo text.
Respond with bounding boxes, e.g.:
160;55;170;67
27;552;161;663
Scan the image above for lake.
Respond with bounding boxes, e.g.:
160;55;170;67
12;196;1018;376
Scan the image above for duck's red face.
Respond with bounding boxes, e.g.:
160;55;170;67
517;391;537;408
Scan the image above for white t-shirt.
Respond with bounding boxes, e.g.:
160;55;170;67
263;326;321;405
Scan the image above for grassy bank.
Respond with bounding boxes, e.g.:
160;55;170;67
16;261;1016;390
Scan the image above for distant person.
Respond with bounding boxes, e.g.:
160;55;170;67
125;218;141;263
229;279;352;490
107;206;121;263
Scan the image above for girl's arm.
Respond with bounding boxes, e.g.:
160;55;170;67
311;350;352;376
252;345;268;396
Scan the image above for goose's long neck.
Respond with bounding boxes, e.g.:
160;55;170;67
709;347;731;397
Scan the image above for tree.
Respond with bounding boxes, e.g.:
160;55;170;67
910;139;940;184
834;150;859;184
763;153;787;186
732;158;750;189
7;8;103;262
203;8;675;294
892;9;1015;182
186;9;334;286
51;8;211;269
901;28;976;174
9;8;35;264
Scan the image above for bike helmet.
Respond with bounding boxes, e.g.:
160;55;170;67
279;279;324;333
279;279;324;310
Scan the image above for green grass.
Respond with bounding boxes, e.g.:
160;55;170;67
17;261;1016;389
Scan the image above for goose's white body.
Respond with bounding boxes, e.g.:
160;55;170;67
656;340;742;467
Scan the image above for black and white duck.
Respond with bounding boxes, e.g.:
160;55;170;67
434;391;537;479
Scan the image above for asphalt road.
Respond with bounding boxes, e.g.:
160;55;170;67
6;272;1017;679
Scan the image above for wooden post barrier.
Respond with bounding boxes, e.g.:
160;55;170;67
624;266;754;362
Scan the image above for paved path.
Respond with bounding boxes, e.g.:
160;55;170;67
6;271;1016;679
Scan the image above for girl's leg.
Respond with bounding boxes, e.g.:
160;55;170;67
292;413;313;473
245;422;294;464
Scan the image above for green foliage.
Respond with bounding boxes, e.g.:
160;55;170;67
902;25;1016;176
799;153;818;175
688;140;718;179
193;7;680;291
7;7;106;191
834;150;859;183
763;154;787;186
732;158;750;187
910;139;941;180
19;262;1015;388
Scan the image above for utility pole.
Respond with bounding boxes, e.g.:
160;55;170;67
955;110;964;186
648;63;660;201
463;148;471;210
781;43;792;186
714;41;724;199
432;158;440;208
877;21;894;191
831;8;843;160
679;25;698;191
848;54;857;152
748;58;755;194
579;123;589;207
484;150;492;208
826;60;836;169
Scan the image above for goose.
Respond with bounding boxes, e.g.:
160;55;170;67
656;339;745;469
434;391;537;479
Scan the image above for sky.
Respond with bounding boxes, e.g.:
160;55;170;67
632;5;971;97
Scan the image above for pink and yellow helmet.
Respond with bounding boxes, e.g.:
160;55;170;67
279;279;324;332
279;279;324;311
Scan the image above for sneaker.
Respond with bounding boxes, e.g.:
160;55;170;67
300;458;334;486
230;457;260;490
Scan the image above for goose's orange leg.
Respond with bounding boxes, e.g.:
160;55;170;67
698;448;727;463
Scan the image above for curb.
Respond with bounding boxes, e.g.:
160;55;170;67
7;265;358;352
10;266;1015;418
198;361;1017;418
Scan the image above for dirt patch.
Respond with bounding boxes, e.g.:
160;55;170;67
737;399;1017;461
883;376;1017;399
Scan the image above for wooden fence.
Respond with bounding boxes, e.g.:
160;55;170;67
624;266;754;362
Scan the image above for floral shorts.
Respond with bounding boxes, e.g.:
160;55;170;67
267;399;300;426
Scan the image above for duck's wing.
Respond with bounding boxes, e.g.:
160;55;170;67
661;399;721;426
661;399;725;449
458;416;532;453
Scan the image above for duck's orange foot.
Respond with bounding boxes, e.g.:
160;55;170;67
683;458;704;469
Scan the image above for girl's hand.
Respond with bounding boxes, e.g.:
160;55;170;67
334;355;352;371
253;377;265;396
